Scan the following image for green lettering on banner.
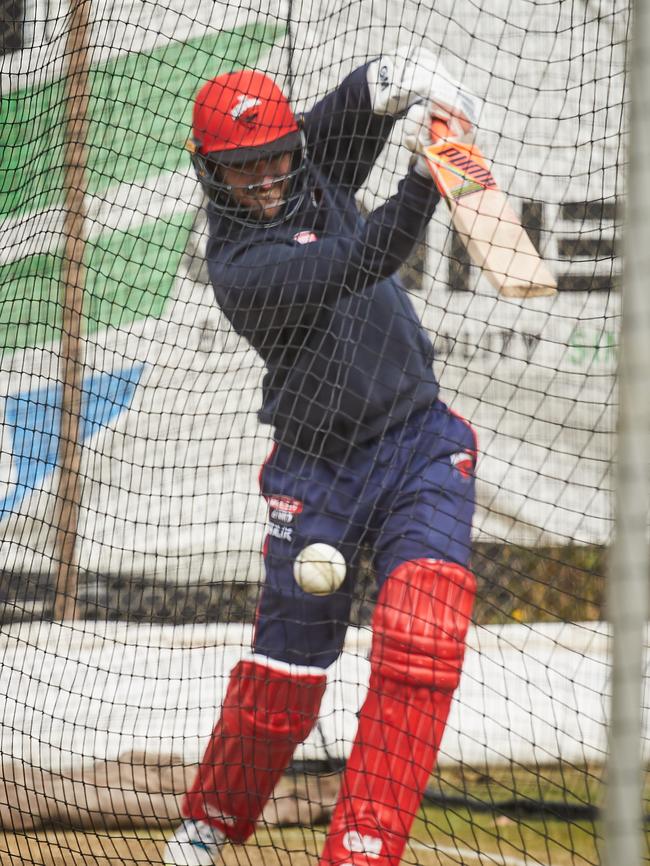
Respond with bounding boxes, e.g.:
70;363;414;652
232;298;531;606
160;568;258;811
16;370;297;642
0;22;284;354
567;325;617;366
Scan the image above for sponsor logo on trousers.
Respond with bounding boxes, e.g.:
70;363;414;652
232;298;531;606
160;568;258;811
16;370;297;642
268;522;293;541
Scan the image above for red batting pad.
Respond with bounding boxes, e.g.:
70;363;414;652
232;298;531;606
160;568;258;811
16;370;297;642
183;657;326;842
319;559;476;866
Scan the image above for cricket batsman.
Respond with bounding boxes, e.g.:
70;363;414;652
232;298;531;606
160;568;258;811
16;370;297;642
164;48;479;866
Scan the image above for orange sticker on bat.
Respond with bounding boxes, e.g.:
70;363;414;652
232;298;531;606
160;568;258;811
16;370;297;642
424;139;498;200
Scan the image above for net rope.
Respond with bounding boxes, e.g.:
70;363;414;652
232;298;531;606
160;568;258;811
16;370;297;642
0;2;637;865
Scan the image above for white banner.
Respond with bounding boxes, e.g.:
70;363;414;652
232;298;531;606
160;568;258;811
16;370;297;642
0;620;623;771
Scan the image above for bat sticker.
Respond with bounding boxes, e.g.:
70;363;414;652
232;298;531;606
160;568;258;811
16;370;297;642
425;142;497;199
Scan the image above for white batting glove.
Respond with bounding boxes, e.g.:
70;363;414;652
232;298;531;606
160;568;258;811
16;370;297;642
403;102;470;176
368;47;480;134
402;103;437;176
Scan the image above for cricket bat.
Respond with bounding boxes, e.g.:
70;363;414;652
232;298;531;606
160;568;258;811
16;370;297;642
422;119;557;298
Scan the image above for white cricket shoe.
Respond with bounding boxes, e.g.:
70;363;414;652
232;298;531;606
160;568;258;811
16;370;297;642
163;818;226;866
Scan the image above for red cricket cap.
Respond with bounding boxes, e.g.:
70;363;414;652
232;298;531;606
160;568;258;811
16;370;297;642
192;69;301;164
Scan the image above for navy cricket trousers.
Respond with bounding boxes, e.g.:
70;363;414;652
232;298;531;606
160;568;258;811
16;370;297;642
254;399;477;668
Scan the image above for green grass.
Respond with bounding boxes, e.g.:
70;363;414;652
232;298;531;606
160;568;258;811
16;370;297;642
414;803;600;865
413;761;650;865
3;763;650;865
429;762;604;812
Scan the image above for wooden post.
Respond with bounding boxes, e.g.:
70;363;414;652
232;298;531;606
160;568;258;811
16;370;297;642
53;0;91;621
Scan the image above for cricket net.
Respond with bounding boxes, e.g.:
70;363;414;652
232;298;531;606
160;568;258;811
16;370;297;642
0;1;642;865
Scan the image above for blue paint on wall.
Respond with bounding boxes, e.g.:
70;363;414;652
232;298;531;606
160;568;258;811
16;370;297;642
0;363;144;519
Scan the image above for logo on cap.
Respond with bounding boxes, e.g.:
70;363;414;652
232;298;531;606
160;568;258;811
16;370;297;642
231;94;262;123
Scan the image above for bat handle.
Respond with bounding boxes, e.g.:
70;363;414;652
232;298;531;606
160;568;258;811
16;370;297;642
430;116;452;142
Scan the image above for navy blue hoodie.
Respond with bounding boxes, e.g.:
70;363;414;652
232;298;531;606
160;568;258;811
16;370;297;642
206;64;442;457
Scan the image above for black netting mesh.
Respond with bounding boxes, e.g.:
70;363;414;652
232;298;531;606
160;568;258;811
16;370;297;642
0;2;640;865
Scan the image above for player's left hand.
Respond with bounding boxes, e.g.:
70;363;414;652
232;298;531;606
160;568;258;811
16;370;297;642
368;47;481;134
402;103;437;176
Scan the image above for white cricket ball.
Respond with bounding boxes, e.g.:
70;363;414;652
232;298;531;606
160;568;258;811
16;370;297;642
293;543;347;596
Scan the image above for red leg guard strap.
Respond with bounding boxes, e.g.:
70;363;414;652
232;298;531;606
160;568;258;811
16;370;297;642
183;657;327;842
320;559;476;866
